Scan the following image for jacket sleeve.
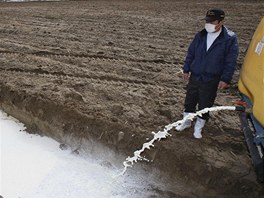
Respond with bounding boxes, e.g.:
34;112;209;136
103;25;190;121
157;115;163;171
183;34;198;73
221;34;239;84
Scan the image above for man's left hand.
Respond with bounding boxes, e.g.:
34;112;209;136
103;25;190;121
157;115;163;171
218;81;229;90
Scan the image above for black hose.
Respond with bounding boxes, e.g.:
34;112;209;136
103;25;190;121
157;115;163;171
235;106;246;112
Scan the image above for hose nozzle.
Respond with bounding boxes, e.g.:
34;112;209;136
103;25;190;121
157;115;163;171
233;101;252;113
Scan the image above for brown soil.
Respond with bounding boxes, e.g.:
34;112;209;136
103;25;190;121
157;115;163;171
0;0;263;197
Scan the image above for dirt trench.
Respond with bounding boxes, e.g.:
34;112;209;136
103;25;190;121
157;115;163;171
0;0;264;197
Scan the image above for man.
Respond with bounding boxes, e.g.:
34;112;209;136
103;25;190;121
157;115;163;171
176;8;239;139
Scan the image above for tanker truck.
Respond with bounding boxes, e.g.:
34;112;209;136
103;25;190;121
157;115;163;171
238;17;264;183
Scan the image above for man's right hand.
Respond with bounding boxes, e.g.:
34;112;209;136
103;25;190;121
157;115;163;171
183;73;190;81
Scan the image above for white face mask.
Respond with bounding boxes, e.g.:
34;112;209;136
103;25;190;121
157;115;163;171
205;23;216;33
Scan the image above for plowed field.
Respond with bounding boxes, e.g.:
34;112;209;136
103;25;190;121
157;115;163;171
0;0;263;197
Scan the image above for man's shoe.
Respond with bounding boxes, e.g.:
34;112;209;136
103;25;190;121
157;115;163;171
193;117;206;139
176;112;192;131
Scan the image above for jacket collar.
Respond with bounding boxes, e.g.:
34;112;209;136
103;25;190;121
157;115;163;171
200;26;228;54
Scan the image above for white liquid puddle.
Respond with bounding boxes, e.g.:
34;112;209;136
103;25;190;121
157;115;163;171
0;110;161;198
118;106;236;176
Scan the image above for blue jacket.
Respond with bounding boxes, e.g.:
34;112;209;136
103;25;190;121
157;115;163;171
183;26;239;83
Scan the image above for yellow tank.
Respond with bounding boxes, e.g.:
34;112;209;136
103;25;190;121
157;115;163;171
238;17;264;127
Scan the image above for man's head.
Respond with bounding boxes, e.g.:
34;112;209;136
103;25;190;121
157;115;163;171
204;8;225;33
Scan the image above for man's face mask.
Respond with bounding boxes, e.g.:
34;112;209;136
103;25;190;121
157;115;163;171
205;23;216;33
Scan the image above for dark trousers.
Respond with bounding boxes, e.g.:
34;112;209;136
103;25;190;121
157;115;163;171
184;76;219;120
